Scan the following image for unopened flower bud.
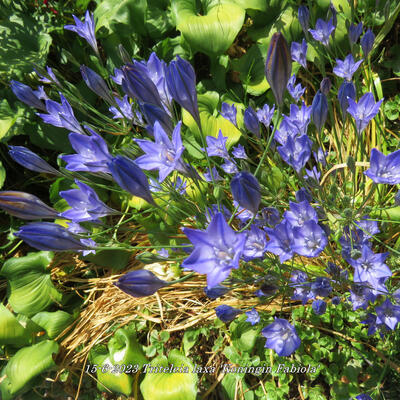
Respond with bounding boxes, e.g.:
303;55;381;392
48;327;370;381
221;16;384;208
265;32;292;106
230;171;261;214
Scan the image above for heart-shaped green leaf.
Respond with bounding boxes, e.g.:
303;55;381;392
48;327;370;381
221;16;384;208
182;91;241;149
31;311;74;339
0;340;59;400
140;349;198;400
0;252;62;317
172;0;245;56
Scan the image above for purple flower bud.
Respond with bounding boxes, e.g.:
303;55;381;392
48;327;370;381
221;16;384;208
265;32;292;106
215;305;242;322
320;77;332;95
204;285;230;299
0;191;58;220
121;63;164;108
9;146;60;175
312;299;327;315
114;269;167;298
230;171;261;214
166;56;200;126
349;22;363;45
244;106;260;136
14;222;89;251
140;103;173;135
80;65;114;104
361;29;375;57
337;81;356;117
108;156;155;205
298;6;310;35
10;80;46;111
311;90;328;132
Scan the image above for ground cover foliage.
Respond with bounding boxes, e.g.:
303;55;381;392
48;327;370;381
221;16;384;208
1;0;400;399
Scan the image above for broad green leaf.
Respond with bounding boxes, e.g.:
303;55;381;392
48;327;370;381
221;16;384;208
31;311;74;339
172;0;245;56
0;13;51;79
0;252;62;317
90;345;134;396
94;0;147;37
0;340;59;400
0;304;34;347
230;318;260;352
0;99;25;142
232;0;266;11
108;327;147;367
140;349;198;400
182;91;241;148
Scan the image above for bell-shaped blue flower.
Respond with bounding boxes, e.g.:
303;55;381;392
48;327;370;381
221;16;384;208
114;269;167;298
230;171;261;215
0;191;58;220
265;32;292;106
365;148;400;184
108;156;155;205
262;318;301;356
244;106;260;136
337;81;356;117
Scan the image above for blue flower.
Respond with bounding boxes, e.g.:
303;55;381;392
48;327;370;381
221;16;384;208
320;77;332;95
108;156;155;205
283;200;318;228
115;270;167;298
349;283;377;310
265;32;292;106
348;245;391;289
298;5;310;35
364;148;400;184
166;56;200;126
245;309;260;325
265;220;294;262
14;222;89;251
287;75;305;102
361;29;375;57
349;22;363;45
311;90;328;132
312;300;327;315
290;270;313;305
257;104;275;128
231;144;247;159
221;102;237;126
203;167;222;182
230;171;261;215
135;121;187;182
204;285;230;299
244;106;260;136
205;130;229;159
277;134;312;172
109;95;134;120
9;146;60;175
215;305;242;322
60;180;117;222
333;54;363;81
81;65;114;104
10;80;46;111
290;39;307;69
60;128;112;174
64;10;98;54
182;212;247;288
292;220;327;257
262;318;301;356
338;81;356;117
38;93;84;134
288;102;312;135
34;66;60;85
311;277;332;297
376;298;400;330
347;92;383;134
309;19;335;46
243;225;267;261
0;191;58;220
